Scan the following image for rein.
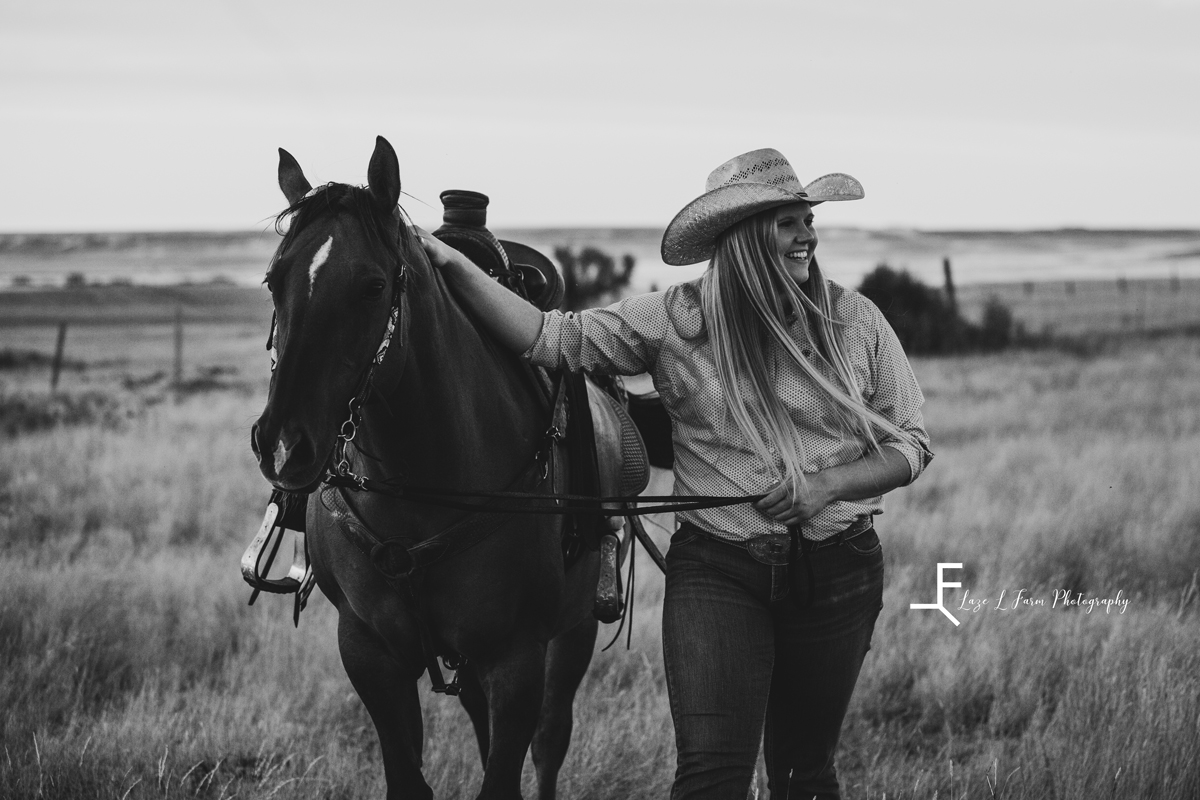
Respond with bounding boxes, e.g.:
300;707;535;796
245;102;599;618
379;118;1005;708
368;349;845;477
289;220;765;519
324;471;765;517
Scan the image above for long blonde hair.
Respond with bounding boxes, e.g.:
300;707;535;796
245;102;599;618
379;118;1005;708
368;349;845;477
700;206;912;495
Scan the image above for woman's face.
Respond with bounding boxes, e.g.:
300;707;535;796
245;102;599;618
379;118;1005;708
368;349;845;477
773;201;816;284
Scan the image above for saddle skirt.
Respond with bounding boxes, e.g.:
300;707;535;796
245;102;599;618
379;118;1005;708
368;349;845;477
585;378;650;498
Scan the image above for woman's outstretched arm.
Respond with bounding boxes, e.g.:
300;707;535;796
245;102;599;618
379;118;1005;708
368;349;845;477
417;227;544;353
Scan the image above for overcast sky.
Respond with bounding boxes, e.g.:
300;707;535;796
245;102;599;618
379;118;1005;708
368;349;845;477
2;0;1198;232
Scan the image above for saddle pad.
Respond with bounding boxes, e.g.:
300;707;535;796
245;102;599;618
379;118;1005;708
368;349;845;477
589;383;650;497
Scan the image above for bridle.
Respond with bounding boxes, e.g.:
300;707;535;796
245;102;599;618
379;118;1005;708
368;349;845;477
328;259;408;490
265;210;411;491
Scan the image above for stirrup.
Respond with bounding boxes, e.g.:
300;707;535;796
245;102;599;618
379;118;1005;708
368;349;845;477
593;532;625;623
241;493;313;599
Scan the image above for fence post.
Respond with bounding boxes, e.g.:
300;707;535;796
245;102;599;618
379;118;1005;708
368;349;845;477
50;321;68;391
174;305;184;389
942;257;957;312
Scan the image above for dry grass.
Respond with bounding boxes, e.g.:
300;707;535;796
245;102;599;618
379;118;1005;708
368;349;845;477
2;305;1200;798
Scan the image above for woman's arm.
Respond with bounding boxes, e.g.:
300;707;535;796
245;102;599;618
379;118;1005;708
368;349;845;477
418;228;544;353
422;227;667;375
754;445;912;527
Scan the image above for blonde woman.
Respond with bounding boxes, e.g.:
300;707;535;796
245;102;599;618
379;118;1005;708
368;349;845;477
420;148;932;800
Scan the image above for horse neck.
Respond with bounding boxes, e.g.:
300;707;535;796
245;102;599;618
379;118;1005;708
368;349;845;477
362;266;546;491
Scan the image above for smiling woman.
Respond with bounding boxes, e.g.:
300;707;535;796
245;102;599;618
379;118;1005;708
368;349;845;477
424;146;933;799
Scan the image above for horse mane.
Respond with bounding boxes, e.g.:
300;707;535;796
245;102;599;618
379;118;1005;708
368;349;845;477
268;182;413;279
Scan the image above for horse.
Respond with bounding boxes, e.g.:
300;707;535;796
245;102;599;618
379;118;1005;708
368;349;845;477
251;136;617;800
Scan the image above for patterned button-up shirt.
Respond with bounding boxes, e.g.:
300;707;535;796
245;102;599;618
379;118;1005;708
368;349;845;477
524;277;933;542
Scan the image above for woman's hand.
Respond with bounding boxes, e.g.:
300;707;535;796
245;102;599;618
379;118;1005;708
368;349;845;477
415;226;465;272
755;447;913;527
754;472;834;527
410;224;545;354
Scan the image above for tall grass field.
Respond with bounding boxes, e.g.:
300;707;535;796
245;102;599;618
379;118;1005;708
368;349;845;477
2;278;1199;799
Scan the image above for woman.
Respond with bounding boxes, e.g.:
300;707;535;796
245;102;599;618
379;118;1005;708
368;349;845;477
420;148;932;800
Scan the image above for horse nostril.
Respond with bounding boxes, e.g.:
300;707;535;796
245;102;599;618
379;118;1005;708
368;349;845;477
250;424;262;460
290;436;314;470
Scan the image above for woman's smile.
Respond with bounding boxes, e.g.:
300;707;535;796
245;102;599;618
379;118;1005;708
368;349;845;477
774;200;817;283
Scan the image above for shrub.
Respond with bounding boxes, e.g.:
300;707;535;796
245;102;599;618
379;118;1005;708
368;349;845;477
857;265;968;354
554;246;636;311
857;264;1029;354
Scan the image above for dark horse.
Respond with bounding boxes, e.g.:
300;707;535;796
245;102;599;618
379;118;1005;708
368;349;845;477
251;137;606;799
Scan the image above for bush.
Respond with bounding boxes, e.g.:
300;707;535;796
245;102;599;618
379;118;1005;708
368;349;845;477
554;246;636;311
857;264;1028;354
0;390;137;436
857;265;969;354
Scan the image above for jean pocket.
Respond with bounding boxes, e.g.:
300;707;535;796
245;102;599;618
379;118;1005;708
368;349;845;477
669;528;702;548
843;528;881;556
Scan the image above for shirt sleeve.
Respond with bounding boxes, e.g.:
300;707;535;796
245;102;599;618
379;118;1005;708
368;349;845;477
859;298;934;485
523;291;670;375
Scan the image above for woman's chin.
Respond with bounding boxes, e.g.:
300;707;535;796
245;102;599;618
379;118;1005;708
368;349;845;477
784;263;811;284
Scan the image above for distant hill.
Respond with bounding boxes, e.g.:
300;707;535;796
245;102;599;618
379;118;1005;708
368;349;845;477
2;228;1199;291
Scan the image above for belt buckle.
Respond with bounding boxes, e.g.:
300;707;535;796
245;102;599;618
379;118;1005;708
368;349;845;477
745;532;792;565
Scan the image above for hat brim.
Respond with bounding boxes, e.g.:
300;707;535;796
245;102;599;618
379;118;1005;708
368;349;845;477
660;173;864;266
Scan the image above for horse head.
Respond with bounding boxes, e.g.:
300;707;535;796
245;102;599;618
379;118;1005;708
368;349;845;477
251;136;421;491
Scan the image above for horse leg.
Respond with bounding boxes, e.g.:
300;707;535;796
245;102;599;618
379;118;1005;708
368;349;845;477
531;617;598;800
337;607;430;800
474;637;548;800
457;665;491;766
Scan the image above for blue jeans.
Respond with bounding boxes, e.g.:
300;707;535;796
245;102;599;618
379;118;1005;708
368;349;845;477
662;522;884;800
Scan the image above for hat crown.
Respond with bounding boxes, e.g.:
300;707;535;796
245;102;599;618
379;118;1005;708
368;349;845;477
704;148;805;195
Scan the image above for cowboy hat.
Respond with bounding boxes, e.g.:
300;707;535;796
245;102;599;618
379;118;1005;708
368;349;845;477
660;148;864;266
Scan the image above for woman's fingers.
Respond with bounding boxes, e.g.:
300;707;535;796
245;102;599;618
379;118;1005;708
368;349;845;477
755;484;795;520
755;483;789;509
415;227;457;269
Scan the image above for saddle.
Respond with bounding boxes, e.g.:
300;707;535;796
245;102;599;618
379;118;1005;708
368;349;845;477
434;190;565;311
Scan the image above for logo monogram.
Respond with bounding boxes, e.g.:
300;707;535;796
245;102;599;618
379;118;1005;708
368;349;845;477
910;562;963;626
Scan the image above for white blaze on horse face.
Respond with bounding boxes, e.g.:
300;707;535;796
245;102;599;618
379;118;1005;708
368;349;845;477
274;438;290;476
307;235;335;297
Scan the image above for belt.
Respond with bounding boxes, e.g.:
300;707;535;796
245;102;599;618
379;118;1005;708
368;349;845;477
678;516;875;609
678;515;874;562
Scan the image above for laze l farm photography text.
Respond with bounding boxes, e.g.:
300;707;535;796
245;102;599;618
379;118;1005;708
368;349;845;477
958;588;1131;615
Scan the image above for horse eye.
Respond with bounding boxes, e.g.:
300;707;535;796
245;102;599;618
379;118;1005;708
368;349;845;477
363;280;386;300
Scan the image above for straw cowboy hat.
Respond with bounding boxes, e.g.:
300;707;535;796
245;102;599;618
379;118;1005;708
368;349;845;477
661;148;864;266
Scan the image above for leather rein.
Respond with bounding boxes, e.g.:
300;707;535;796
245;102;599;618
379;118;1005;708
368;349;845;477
267;224;764;519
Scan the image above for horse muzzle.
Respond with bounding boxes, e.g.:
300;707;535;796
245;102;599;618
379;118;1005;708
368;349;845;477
251;420;326;491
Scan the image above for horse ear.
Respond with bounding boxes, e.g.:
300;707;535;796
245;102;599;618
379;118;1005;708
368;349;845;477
367;136;401;211
278;148;312;206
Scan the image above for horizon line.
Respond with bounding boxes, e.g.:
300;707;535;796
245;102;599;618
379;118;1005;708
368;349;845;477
2;225;1199;238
